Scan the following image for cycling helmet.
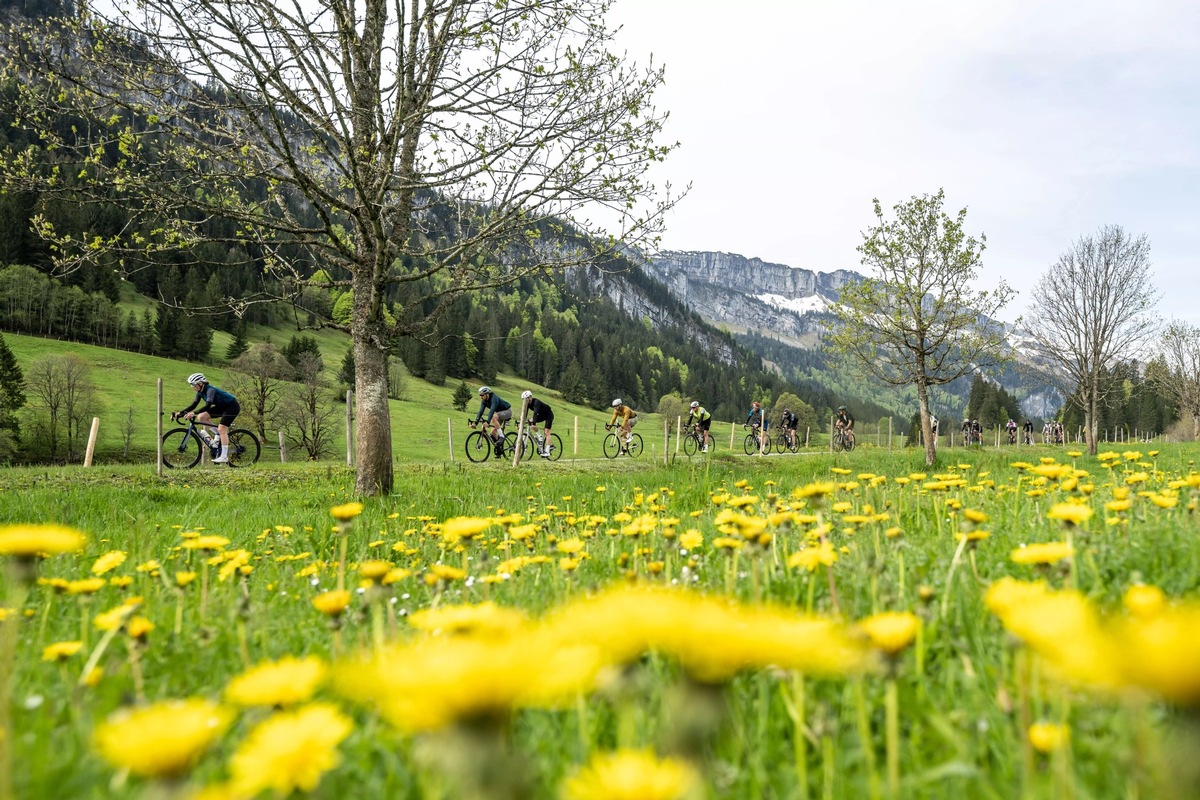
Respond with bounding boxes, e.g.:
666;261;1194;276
784;408;791;414
521;390;533;400
188;372;206;385
690;401;700;408
612;398;622;408
837;406;846;412
478;386;491;396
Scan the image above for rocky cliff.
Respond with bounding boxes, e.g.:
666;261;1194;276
640;250;860;344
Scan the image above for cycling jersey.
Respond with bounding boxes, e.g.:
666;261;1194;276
180;384;238;416
526;398;554;427
688;406;712;430
746;406;768;428
781;412;798;430
836;412;854;429
609;406;637;426
474;393;511;425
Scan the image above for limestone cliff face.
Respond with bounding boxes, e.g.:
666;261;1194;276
641;250;861;343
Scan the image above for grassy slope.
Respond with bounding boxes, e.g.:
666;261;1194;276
3;331;691;465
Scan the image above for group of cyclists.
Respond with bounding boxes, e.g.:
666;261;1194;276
469;385;856;458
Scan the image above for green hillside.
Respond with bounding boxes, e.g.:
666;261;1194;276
2;332;708;466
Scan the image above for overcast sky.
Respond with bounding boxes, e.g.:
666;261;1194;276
609;0;1200;326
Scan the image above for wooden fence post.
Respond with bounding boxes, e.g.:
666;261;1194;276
805;427;810;448
829;415;834;453
664;418;669;465
447;418;454;462
675;415;682;455
729;421;735;451
512;396;530;468
574;416;579;457
83;417;100;467
888;417;893;451
156;379;163;476
278;430;287;463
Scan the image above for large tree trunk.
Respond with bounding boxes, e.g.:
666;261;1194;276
353;333;393;496
1086;386;1099;456
916;379;936;467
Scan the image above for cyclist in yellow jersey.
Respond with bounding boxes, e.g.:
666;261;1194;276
607;398;638;451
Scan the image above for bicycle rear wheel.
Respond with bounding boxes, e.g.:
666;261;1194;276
546;433;564;461
465;430;492;463
226;429;261;467
504;431;526;461
626;433;643;457
603;433;621;459
161;429;201;469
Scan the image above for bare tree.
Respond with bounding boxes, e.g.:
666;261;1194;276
1;0;679;494
279;353;338;460
1150;321;1200;440
23;354;99;462
227;344;294;443
121;405;136;459
826;190;1014;466
1025;225;1160;454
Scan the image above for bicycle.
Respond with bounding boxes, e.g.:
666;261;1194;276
743;423;771;455
161;413;261;469
775;428;800;454
681;424;712;457
513;423;564;462
464;420;520;463
603;424;643;459
832;426;855;452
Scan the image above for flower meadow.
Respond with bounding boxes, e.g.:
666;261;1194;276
3;447;1200;799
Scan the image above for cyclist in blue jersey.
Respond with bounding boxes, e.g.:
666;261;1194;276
473;386;512;455
177;372;241;463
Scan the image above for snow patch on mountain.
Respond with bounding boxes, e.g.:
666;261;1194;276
758;293;830;316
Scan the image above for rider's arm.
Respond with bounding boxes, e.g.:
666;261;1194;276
178;391;202;416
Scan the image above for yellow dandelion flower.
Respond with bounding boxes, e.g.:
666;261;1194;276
679;530;704;550
175;572;198;588
787;542;838;572
127;617;154;640
963;509;988;524
330;502;364;521
858;611;920;655
441;516;493;542
182;536;229;551
93;699;233;779
1010;542;1074;566
381;568;410;586
229;703;352;798
42;640;83;662
1124;472;1149;486
1046;503;1093;526
1105;499;1133;513
67;578;107;596
91;550;127;576
1028;722;1070;753
1149;494;1178;509
561;748;700;800
1111;603;1200;705
425;564;467;584
559;557;581;572
0;523;86;557
408;602;527;638
1123;585;1165;618
312;590;352;617
358;560;392;580
225;656;327;707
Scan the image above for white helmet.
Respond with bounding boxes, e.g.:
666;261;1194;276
188;372;206;385
521;390;532;400
690;401;700;408
478;386;491;396
611;398;622;408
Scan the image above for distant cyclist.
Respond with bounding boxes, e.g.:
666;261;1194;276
1006;418;1018;444
473;386;512;455
780;407;799;449
520;390;555;458
176;372;240;463
835;405;855;448
607;398;638;452
687;400;713;452
1022;419;1034;445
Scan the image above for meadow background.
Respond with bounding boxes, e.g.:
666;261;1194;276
3;443;1200;799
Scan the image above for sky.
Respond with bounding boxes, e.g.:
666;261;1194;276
608;0;1200;326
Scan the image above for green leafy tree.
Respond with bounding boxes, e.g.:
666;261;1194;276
826;190;1014;466
2;1;678;495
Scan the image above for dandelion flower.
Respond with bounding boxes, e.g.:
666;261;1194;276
787;542;838;573
312;590;352;617
42;640;83;662
93;699;233;779
1046;503;1093;526
182;536;230;552
408;602;527;638
91;550;127;576
561;749;700;800
229;703;352;797
0;523;85;557
67;578;107;595
1010;542;1074;566
330;502;364;522
441;516;493;543
225;656;328;707
678;530;704;550
1028;722;1070;753
858;611;920;655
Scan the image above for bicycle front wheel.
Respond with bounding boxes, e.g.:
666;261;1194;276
465;430;492;463
226;429;261;467
161;429;202;469
845;435;856;452
743;433;759;456
683;433;699;457
504;431;527;461
603;433;621;459
626;433;643;458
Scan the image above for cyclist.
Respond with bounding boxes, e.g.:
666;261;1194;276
1006;418;1018;444
780;407;799;449
1022;419;1034;445
473;386;512;455
961;416;972;445
520;390;555;458
834;405;855;448
177;372;240;464
972;419;982;445
607;398;638;452
686;400;713;452
744;400;769;449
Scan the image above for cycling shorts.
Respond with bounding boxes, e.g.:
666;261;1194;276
532;407;554;427
214;402;240;428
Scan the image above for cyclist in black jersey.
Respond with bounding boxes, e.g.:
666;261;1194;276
177;372;240;463
473;386;512;455
520;390;555;458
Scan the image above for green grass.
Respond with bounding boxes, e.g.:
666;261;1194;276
3;445;1200;798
